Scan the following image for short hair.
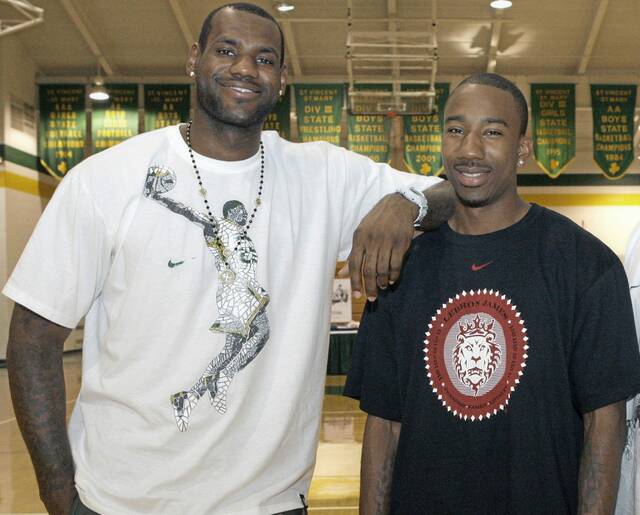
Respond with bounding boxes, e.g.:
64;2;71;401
452;73;528;136
198;3;285;67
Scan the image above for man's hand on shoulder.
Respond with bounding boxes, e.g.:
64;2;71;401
348;180;454;300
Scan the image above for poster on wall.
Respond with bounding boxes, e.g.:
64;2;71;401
144;84;190;131
591;84;637;180
91;84;139;153
531;84;576;178
402;83;449;175
347;84;392;163
38;84;86;179
263;85;291;139
295;84;344;145
331;278;352;324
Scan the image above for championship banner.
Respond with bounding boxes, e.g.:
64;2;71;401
144;84;190;131
294;84;343;144
347;84;391;163
591;84;637;180
91;84;138;153
38;84;86;179
531;84;576;178
402;83;449;175
263;85;291;139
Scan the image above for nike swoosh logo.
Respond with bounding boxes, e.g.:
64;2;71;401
471;261;493;272
168;259;185;268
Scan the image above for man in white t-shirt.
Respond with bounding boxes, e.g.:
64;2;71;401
617;223;640;514
3;3;453;515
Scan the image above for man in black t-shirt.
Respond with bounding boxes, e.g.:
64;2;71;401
345;73;640;515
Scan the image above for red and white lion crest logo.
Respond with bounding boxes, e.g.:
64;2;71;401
424;289;529;421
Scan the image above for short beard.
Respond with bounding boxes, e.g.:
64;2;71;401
455;191;492;208
196;80;276;129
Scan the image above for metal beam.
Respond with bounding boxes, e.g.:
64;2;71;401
58;0;113;75
281;19;302;78
0;0;43;38
168;0;194;49
486;9;503;73
576;0;610;75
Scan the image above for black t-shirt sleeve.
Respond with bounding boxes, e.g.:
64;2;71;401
571;262;640;413
344;295;403;422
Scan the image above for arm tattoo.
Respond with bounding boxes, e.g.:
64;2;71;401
578;403;626;515
7;304;76;515
373;446;397;515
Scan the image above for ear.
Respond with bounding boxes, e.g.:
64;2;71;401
279;63;288;97
186;42;200;77
517;135;532;161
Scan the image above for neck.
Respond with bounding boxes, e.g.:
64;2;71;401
183;110;262;161
448;195;530;236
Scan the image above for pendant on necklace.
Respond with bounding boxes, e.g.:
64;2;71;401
256;197;261;206
219;268;236;285
199;187;207;197
222;247;233;259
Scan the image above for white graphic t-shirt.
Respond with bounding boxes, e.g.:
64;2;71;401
3;126;439;514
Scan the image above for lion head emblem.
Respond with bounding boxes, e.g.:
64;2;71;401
452;314;502;396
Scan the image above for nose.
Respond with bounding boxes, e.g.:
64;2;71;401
229;53;258;79
471;355;481;363
459;131;484;161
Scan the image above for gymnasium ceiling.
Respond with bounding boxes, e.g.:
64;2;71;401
3;0;639;82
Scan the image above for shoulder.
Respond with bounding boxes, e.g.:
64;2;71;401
534;205;622;287
262;131;369;170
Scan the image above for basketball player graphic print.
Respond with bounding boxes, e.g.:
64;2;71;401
144;165;270;431
424;289;529;421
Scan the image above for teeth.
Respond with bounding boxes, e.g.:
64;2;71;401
462;172;483;178
231;87;254;93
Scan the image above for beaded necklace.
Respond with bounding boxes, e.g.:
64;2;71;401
185;120;264;267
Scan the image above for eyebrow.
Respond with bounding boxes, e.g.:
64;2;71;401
212;36;278;57
444;114;509;127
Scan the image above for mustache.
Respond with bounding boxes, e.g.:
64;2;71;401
213;75;262;91
452;159;491;169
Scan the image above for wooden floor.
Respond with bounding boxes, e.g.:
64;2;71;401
0;353;364;514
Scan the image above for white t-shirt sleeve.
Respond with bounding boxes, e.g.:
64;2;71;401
337;148;441;261
625;223;640;345
3;170;113;328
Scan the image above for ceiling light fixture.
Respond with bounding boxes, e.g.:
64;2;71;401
273;1;295;12
490;0;513;8
89;65;109;101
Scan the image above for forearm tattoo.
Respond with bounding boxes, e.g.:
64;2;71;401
7;304;76;512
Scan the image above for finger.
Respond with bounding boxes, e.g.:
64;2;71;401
362;248;379;301
376;243;393;290
388;243;406;285
347;242;364;299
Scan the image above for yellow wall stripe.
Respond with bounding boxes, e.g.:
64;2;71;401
523;193;640;206
0;171;56;199
0;171;638;206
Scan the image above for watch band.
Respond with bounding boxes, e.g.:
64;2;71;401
396;186;429;228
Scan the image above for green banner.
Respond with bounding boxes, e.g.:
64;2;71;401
263;85;291;139
91;84;139;153
531;84;576;178
38;84;86;179
402;83;449;175
591;84;637;180
144;84;190;131
347;84;391;163
295;84;343;144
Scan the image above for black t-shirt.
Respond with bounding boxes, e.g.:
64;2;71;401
345;204;640;515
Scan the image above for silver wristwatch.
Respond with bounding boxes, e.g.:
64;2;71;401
396;186;429;228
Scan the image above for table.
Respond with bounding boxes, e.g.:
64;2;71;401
327;329;358;375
